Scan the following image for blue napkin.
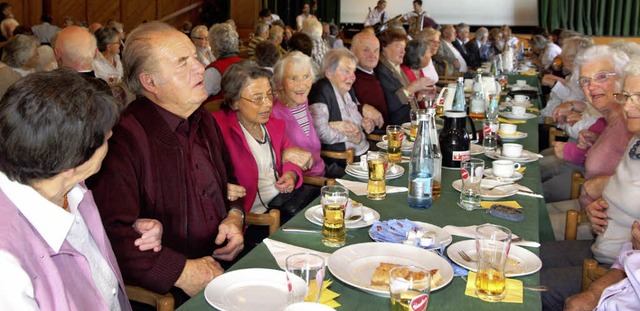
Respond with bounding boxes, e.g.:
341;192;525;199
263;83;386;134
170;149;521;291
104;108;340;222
368;219;423;243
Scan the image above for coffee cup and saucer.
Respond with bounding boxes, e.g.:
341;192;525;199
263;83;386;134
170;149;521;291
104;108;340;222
484;159;524;182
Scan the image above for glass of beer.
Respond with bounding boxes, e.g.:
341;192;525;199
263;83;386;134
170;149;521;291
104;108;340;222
321;185;348;247
409;109;426;141
389;265;431;311
475;224;512;302
366;151;388;200
383;125;404;164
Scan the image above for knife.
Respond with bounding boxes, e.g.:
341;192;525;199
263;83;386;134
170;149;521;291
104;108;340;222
282;227;322;234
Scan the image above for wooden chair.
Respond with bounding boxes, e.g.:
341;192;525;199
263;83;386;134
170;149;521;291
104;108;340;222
366;133;384;142
202;98;224;114
549;126;568;147
321;148;355;165
581;258;609;291
125;285;175;311
246;209;281;235
564;171;587;241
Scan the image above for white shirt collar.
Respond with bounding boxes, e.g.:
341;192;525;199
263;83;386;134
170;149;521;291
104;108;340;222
0;172;86;252
357;65;374;75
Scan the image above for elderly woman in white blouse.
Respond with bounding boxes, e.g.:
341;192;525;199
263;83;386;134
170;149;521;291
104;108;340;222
92;26;123;85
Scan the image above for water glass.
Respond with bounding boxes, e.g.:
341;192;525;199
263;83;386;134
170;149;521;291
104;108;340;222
286;253;326;304
458;158;484;210
389;266;431;311
383;125;403;163
475;224;512;302
409;109;425;141
482;119;499;152
321;185;348;247
366;151;388;200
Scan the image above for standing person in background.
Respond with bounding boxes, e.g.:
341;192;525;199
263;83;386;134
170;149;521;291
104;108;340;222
31;15;60;45
364;0;387;27
258;8;280;26
296;3;314;31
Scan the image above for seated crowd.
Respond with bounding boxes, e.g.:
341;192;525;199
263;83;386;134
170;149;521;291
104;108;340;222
3;2;640;310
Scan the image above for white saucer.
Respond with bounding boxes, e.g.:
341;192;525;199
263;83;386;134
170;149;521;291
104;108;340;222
499;112;537;120
499;131;528;141
452;179;518;200
470;143;484;155
485;149;540;163
304;204;380;229
501;100;533;108
376;138;414;151
484;168;524;182
345;163;404;180
446;240;542;277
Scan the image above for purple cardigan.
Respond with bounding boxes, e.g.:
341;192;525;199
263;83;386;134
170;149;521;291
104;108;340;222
271;97;325;177
213;109;304;213
0;186;132;311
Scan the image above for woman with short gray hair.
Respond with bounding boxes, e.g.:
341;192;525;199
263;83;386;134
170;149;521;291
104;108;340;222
204;22;243;98
92;26;123;85
301;17;328;67
531;34;562;70
1;34;39;76
190;25;215;66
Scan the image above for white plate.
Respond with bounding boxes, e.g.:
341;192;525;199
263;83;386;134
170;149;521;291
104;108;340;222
376;139;414;152
470;143;484;155
368;221;453;250
499;112;537;120
485;149;540;163
500;100;534;108
451;179;518;200
345;163;404;180
498;131;528;141
204;268;306;311
328;242;454;297
446;240;542;277
304;204;380;229
484;168;524;182
284;302;335;311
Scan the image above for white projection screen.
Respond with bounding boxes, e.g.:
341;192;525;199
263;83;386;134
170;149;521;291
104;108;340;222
340;0;538;26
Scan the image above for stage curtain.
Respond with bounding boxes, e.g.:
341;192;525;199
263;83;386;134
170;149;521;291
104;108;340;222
539;0;640;36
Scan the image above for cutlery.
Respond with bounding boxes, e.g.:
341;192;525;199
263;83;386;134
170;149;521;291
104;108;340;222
483;182;515;190
282;227;322;234
458;250;476;262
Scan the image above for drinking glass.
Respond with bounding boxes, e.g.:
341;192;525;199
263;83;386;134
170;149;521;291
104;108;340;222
475;224;512;302
321;185;348;247
482;119;499;152
458;158;484;210
389;266;431;311
286;253;326;304
366;151;388;200
410;109;426;141
383;125;403;164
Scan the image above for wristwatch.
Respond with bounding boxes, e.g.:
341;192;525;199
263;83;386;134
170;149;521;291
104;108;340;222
229;207;245;225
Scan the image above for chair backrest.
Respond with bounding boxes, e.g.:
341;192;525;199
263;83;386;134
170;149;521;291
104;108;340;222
565;171;587;240
549;126;567;147
581;258;608;291
246;209;281;235
203;98;224;113
125;285;174;311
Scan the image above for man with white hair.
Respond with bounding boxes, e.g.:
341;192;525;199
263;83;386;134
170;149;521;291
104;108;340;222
465;27;489;68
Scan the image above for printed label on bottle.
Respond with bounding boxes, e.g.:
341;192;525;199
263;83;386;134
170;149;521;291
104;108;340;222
460;168;469;179
409;178;432;198
452;150;470;162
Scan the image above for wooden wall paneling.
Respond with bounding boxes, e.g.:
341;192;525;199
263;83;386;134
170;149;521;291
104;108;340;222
50;0;87;26
87;0;120;25
121;0;157;32
230;0;259;40
25;0;43;27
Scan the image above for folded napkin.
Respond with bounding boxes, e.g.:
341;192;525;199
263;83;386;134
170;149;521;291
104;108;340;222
442;224;540;248
263;238;331;270
307;280;341;308
498;117;526;124
526;107;540;112
516;167;526;173
464;271;523;303
336;178;408;196
479;201;522;209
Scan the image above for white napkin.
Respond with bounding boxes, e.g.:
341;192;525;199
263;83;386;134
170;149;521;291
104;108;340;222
263;238;331;269
442;224;540;248
514;184;544;198
336;179;408;196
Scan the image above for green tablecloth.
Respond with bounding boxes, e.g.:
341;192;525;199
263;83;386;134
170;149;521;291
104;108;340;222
178;74;550;311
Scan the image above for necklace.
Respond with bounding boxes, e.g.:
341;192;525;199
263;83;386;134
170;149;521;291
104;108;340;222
629;139;640;160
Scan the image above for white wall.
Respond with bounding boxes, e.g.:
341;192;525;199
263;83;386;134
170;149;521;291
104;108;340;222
340;0;538;26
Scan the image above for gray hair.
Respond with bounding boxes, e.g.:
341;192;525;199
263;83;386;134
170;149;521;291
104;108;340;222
273;51;316;89
269;25;283;41
122;21;176;96
623;56;640;82
209;23;239;58
94;26;120;52
322;48;357;74
1;34;39;69
301;17;322;40
531;35;549;50
574;45;630;90
474;27;488;41
190;25;208;40
403;40;430;70
220;60;273;110
610;40;640;59
254;40;280;68
455;23;469;33
254;22;269;36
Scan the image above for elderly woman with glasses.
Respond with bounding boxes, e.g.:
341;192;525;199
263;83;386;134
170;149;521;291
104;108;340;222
213;61;313;226
92;26;123;85
540;45;634;311
190;25;215;66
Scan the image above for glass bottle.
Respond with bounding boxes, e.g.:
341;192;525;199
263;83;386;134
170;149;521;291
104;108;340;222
408;111;434;209
486;94;500;121
470;73;485;119
426;107;442;200
452;76;466;112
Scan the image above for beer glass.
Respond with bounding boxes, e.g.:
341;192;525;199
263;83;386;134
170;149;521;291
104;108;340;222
321;185;348;247
389;266;431;311
475;224;512;302
366;151;388;200
383;125;403;163
482;119;499;152
458;158;484;210
410;109;426;141
286;253;326;304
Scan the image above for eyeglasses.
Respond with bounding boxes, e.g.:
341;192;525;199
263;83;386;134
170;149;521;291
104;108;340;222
577;72;616;87
613;92;640;105
240;91;274;106
193;36;207;40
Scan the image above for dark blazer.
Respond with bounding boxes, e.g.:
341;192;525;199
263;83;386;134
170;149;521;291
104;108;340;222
465;39;483;68
374;56;413;126
452;38;470;64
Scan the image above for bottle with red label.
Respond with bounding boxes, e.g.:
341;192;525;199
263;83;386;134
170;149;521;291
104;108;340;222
439;110;476;168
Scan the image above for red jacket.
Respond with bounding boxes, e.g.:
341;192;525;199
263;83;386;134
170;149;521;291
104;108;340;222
213;110;304;213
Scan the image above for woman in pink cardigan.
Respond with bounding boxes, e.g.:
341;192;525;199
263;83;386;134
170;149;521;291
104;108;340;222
213;61;315;229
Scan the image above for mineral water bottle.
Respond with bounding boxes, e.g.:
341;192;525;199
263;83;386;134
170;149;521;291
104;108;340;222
470;73;485;119
426;107;442;200
452;76;466;112
486;94;500;121
408;111;434;209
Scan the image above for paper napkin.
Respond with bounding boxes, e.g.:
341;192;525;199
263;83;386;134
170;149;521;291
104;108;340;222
263;238;331;270
498;117;526;124
464;271;523;303
479;201;522;209
336;178;408;196
442;224;540;248
307;280;341;308
526;107;540;112
514;184;544;198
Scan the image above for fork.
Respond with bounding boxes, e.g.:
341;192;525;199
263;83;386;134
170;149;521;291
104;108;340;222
458;250;476;262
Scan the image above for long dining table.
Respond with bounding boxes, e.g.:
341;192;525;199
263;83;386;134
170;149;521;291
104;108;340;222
178;74;553;311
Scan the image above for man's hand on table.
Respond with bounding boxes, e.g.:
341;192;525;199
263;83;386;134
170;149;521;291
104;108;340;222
133;218;163;252
175;256;224;296
212;210;245;261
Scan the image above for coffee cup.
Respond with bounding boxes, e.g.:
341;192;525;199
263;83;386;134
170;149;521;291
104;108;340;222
502;143;523;158
492;160;521;178
464;79;474;89
513;95;529;103
499;123;517;135
511;106;526;116
516;80;527;86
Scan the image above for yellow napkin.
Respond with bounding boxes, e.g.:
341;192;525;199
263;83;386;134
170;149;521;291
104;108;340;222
516;167;526;173
307;280;341;308
520;69;537;76
526;107;539;112
498;117;526;124
464;271;523;303
480;200;522;209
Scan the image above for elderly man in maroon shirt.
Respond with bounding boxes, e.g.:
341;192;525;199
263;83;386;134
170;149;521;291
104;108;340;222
351;31;386;131
88;21;245;306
